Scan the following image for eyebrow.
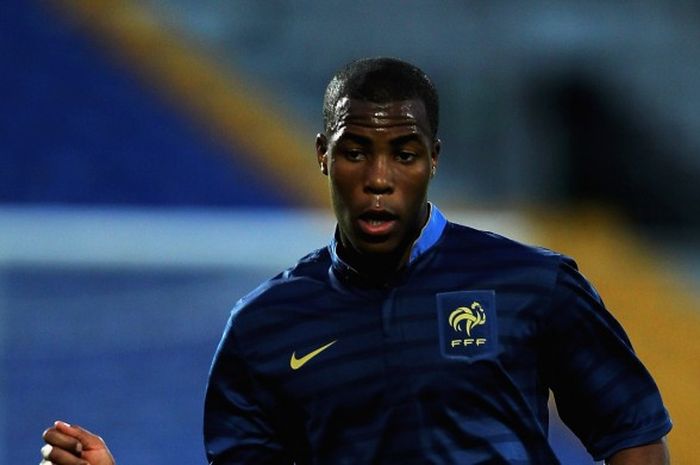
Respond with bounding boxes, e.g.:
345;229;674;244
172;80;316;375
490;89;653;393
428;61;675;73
337;133;372;146
390;133;424;147
337;132;425;147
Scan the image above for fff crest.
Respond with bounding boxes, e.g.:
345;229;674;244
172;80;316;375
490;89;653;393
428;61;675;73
436;290;498;361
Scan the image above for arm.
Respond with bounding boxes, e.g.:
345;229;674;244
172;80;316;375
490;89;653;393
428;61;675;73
204;311;292;465
543;258;672;461
606;438;670;465
42;421;115;465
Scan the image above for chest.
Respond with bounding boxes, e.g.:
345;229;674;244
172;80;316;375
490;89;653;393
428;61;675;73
248;282;547;419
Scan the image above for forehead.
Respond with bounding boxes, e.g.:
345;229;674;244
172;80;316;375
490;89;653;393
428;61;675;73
330;98;431;139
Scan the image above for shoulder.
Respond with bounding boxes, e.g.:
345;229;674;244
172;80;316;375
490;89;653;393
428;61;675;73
441;220;572;268
226;246;332;333
435;221;585;302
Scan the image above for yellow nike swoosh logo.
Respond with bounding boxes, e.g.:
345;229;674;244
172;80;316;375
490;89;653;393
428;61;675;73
290;340;337;370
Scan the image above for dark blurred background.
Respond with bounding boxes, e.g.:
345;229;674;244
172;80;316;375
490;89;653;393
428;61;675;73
2;1;698;464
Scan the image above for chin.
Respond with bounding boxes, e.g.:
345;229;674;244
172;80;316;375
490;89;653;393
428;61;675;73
354;238;402;257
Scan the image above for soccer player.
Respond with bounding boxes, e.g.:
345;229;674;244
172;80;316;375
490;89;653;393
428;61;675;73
41;57;671;464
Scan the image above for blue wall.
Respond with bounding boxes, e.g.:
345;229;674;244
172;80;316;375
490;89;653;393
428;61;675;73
3;265;275;465
0;1;286;207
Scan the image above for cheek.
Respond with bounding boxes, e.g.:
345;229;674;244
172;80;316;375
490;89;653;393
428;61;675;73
329;172;360;220
329;164;361;200
398;169;431;200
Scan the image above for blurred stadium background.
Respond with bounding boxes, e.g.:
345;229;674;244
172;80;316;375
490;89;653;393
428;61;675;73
2;1;699;464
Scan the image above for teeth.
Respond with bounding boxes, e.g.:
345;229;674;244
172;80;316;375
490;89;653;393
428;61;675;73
369;219;385;226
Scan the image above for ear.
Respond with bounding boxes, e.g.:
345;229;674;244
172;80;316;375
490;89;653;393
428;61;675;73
430;138;441;177
316;133;329;176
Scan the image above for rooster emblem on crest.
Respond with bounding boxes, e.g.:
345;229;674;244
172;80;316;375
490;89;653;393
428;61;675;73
448;302;486;336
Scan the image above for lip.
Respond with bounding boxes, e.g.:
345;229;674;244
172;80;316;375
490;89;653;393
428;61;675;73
357;209;398;237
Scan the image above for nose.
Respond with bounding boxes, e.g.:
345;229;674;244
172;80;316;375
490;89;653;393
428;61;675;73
364;155;394;195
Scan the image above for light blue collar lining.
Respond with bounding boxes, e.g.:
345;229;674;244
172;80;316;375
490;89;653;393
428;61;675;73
408;202;447;264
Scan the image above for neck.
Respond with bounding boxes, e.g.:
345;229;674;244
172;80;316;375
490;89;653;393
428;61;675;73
337;204;431;285
337;241;409;284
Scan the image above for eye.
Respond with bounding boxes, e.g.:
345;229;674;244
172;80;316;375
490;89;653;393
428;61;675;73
396;151;417;162
344;149;366;161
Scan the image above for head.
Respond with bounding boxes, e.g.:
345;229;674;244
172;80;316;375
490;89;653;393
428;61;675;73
316;57;441;267
322;57;439;140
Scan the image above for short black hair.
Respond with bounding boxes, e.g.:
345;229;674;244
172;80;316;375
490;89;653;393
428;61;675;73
323;57;439;138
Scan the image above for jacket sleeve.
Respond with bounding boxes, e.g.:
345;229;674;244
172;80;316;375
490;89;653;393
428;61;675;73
541;257;672;461
203;314;292;465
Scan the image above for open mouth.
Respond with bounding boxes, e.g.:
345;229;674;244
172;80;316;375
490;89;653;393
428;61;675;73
357;210;398;236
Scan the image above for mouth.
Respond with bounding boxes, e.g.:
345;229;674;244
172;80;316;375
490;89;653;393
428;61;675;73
357;209;398;237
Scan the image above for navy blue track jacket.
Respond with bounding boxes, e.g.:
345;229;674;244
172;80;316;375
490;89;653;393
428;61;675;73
204;205;671;464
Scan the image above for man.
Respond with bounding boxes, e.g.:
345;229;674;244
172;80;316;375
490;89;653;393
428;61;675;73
42;58;671;464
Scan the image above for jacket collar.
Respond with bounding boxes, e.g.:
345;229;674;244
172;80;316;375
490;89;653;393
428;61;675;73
328;203;447;289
